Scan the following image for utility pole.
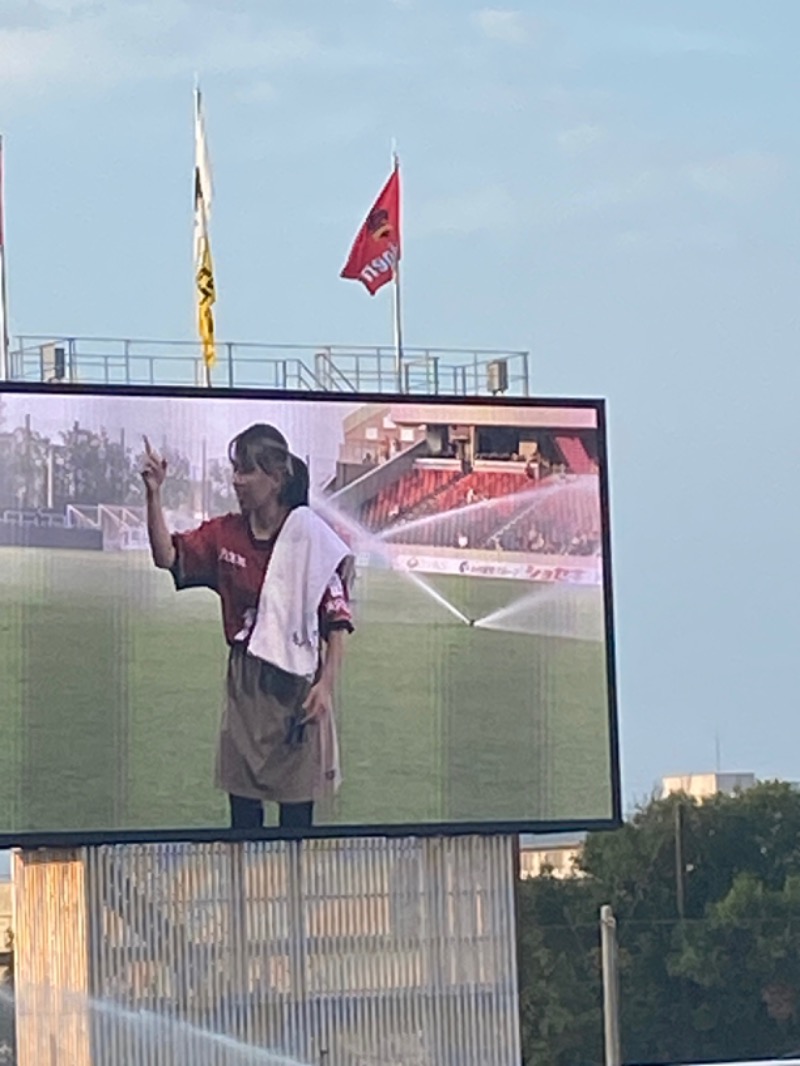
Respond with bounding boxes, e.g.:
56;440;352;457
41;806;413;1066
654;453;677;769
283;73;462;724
674;802;686;920
600;904;621;1066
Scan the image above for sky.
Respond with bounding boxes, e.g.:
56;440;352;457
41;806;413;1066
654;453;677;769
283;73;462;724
2;0;800;819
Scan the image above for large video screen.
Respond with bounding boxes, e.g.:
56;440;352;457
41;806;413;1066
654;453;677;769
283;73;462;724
0;385;619;842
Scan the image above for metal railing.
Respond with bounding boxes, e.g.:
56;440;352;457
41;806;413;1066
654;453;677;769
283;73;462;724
9;335;531;396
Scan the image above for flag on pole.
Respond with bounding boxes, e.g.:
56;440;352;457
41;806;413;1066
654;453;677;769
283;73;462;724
0;135;9;380
194;87;216;371
340;162;401;296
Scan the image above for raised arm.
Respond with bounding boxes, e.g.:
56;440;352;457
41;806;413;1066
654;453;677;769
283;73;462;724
141;435;176;570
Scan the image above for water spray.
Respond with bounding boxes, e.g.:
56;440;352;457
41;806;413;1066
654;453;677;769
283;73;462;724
312;494;472;626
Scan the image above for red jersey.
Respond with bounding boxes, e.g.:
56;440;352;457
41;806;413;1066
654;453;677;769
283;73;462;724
171;512;353;647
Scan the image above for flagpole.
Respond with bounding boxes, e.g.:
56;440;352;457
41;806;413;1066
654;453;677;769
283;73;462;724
194;81;214;388
392;266;404;393
0;135;10;381
391;148;404;393
194;84;210;389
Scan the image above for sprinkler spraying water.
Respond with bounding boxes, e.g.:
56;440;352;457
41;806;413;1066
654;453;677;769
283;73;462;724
473;583;605;642
378;474;601;555
317;474;603;637
312;493;472;626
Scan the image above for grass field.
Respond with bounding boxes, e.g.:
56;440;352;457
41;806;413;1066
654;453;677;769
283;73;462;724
0;546;614;834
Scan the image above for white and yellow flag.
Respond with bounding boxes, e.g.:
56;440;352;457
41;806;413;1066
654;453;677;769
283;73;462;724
194;86;215;372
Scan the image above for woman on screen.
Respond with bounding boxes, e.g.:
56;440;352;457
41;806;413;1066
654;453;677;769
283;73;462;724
141;423;354;831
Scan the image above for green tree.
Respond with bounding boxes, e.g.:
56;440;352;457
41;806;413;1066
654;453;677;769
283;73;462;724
207;456;236;514
57;422;139;507
0;420;50;510
517;874;602;1066
517;783;800;1066
670;872;800;1057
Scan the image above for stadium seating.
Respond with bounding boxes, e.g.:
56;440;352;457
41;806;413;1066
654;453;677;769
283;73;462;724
360;468;459;530
360;457;602;555
431;469;527;514
555;436;594;475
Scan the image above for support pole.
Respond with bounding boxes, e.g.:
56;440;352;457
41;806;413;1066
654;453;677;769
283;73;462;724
600;903;621;1066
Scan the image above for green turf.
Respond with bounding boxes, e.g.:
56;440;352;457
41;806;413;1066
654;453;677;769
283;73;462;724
0;546;614;834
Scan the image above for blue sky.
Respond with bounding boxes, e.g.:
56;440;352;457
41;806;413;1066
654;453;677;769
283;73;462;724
2;0;800;815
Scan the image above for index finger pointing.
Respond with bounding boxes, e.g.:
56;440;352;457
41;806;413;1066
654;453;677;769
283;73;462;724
143;434;153;456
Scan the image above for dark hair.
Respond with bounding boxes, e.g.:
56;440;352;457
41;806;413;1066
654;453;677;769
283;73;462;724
228;424;308;510
282;454;309;509
228;423;288;473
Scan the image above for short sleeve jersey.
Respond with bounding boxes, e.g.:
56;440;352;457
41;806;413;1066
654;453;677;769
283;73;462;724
171;512;353;647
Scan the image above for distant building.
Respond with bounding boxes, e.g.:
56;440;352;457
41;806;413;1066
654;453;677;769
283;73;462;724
0;879;11;985
519;832;586;880
519;773;759;880
661;772;756;800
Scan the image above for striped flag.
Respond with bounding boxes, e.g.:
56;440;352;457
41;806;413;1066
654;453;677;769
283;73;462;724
194;87;216;372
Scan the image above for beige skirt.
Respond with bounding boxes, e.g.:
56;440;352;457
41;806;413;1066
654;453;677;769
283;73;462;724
214;643;339;804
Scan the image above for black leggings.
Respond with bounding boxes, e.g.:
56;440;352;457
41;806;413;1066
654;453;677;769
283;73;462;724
229;794;313;830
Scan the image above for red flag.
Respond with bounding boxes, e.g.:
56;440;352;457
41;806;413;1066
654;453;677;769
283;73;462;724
340;165;401;296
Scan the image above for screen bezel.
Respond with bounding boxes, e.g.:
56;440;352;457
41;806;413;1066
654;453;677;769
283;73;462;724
0;380;622;846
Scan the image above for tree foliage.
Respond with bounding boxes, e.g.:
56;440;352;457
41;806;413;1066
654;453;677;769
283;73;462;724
518;782;800;1066
0;417;200;512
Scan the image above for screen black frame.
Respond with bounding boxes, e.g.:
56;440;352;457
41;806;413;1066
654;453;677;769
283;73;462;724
0;380;622;846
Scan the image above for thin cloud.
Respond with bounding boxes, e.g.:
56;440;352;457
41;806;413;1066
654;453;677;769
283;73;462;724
411;184;517;239
235;80;278;106
557;124;606;155
684;152;786;202
616;225;738;253
471;9;530;46
553;13;750;59
0;1;343;95
614;25;750;57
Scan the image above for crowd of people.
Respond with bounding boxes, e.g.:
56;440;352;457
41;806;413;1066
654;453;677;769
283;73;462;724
484;524;602;556
362;455;601;557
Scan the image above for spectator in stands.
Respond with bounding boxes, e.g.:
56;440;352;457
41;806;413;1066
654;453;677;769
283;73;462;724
525;455;540;481
527;527;545;552
142;424;354;833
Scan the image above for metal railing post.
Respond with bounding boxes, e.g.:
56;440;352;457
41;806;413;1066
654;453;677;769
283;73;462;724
2;334;531;394
227;343;235;389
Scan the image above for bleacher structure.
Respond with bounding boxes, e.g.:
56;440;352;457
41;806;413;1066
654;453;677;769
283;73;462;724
66;504;148;550
360;463;600;554
5;339;533;1066
0;505;149;551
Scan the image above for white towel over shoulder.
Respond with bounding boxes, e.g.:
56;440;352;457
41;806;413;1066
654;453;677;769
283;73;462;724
247;506;353;680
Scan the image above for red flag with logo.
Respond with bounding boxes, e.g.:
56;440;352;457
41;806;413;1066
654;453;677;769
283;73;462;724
340;164;401;296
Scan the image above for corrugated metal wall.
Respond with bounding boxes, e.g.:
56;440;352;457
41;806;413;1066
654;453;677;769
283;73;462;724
14;835;520;1066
